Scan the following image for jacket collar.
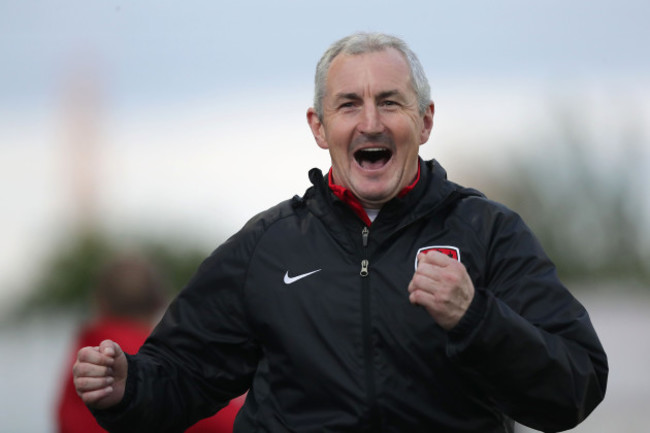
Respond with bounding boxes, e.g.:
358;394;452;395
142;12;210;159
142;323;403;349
299;158;481;253
326;161;422;226
305;158;471;228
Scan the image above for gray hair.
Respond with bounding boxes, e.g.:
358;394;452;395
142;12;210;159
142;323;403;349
313;32;431;120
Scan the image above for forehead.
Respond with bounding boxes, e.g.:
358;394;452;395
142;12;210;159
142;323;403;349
325;48;414;96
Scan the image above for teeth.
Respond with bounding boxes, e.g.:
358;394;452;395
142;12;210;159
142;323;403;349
354;147;392;166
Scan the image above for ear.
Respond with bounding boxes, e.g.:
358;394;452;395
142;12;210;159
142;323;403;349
419;101;435;145
307;108;329;149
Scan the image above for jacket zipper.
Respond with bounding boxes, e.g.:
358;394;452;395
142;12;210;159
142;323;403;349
360;225;379;428
360;226;370;276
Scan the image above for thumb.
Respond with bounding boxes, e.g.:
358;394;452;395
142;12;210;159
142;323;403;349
99;339;123;360
98;339;129;383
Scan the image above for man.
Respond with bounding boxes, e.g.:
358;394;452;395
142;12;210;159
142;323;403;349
73;32;608;432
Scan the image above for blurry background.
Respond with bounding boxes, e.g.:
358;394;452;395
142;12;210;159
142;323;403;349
1;0;649;431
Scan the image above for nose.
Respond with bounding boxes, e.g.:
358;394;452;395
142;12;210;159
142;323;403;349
358;104;384;135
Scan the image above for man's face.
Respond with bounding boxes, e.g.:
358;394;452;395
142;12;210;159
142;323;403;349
307;48;434;209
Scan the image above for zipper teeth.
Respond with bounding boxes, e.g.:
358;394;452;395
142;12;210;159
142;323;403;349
360;226;377;424
362;269;376;424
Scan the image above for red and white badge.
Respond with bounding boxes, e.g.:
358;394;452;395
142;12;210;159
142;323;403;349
414;246;461;270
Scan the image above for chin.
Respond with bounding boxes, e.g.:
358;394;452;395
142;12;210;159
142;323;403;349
355;187;394;207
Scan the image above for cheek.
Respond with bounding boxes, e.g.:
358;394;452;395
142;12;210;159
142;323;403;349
325;125;354;151
396;125;423;150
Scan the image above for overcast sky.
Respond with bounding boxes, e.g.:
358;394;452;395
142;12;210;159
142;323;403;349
2;1;649;104
1;0;649;311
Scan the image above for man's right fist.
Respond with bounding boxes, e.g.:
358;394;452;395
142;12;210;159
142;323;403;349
73;339;128;410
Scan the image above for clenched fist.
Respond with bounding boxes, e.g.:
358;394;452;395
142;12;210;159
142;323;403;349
73;339;128;410
408;251;475;330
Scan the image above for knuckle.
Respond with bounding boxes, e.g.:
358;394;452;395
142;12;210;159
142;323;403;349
80;392;97;405
74;376;90;391
442;269;461;286
411;290;422;302
76;376;106;393
77;346;94;359
72;362;89;378
410;274;424;289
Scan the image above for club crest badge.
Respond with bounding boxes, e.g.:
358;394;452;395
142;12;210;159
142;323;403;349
414;246;461;270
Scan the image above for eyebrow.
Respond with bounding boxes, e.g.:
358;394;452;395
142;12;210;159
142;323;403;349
334;92;361;102
334;90;404;102
377;90;402;100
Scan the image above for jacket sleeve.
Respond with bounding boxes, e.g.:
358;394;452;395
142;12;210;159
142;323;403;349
446;200;608;432
93;227;262;433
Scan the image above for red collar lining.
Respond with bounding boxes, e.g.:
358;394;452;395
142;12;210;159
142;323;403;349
328;162;421;226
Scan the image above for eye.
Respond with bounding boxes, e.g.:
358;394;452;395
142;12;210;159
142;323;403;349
339;101;355;109
380;100;399;107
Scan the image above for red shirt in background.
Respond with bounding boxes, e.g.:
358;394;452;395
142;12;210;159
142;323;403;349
57;317;245;433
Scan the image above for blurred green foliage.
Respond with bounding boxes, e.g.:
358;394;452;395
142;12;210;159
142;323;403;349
22;229;210;312
485;105;650;287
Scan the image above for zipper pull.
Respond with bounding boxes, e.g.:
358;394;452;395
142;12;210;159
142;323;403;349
360;259;369;277
362;226;369;247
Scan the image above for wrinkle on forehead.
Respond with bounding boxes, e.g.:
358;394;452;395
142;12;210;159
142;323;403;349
325;49;415;101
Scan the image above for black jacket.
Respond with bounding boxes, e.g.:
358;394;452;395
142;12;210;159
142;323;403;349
96;159;608;433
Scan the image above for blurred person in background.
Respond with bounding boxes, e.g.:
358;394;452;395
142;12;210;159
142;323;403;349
72;32;607;432
57;253;244;433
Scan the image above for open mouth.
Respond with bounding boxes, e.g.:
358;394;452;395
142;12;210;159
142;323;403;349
354;147;393;169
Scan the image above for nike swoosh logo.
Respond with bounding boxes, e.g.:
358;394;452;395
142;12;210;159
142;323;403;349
283;269;322;285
